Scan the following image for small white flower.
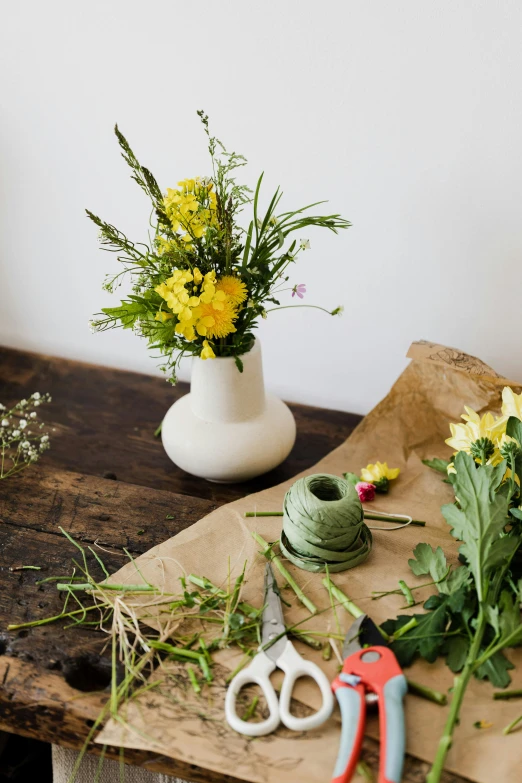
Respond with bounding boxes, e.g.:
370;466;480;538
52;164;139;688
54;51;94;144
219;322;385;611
21;440;30;450
0;404;5;411
19;399;27;407
19;419;27;429
1;419;8;428
41;435;49;443
33;401;40;407
299;239;310;250
12;430;20;438
30;412;37;419
32;393;41;400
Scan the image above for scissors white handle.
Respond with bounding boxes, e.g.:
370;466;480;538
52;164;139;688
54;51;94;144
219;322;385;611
276;640;334;731
225;639;334;737
225;650;280;736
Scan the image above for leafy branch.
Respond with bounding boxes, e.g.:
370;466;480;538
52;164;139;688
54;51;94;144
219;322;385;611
383;451;522;783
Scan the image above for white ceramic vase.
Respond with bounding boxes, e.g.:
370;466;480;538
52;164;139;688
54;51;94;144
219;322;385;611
161;341;296;483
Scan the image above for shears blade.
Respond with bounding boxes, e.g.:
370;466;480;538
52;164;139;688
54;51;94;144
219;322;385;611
261;562;288;662
342;614;387;659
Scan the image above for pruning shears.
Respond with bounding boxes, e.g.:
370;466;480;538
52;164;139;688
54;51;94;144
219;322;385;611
331;614;407;783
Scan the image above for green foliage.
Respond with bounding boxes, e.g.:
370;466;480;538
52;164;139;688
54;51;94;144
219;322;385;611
442;452;512;601
408;543;448;581
385;451;522;690
422;457;451;474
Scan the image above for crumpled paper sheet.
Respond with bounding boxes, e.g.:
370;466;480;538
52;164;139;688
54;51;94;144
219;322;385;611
98;341;522;783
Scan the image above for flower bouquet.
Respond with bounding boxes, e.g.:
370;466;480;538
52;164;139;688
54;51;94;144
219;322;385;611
87;112;350;481
88;111;349;381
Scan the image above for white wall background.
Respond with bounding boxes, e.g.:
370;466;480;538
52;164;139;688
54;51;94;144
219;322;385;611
1;1;521;415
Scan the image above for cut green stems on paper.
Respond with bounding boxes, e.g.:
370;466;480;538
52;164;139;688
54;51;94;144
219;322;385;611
251;532;318;615
494;689;522;701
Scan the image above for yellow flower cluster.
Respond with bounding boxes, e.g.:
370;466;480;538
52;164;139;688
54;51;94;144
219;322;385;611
163;178;218;245
360;462;400;483
155;269;248;357
446;387;522;473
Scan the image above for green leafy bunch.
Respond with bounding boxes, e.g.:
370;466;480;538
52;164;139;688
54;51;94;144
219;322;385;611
87;112;351;382
384;417;522;782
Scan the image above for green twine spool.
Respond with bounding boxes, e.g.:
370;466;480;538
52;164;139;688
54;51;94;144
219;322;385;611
279;473;372;573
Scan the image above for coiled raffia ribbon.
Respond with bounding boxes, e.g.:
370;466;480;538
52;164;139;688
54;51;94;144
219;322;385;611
279;473;372;573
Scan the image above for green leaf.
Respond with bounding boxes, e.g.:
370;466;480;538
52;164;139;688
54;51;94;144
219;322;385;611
476;650;514;688
101;301;146;329
442;452;510;601
408;543;447;582
343;472;360;486
228;613;245;631
510;508;522;520
384;599;450;667
498;590;522;645
422;457;451;474
506;416;522;444
447;584;470;612
445;565;471;597
445;636;469;673
234;356;244;373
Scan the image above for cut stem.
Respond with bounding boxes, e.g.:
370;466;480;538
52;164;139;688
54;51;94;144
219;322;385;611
251;532;317;615
322;575;391;643
392;617;418;641
56;582;159;593
407;678;447;706
494;689;522;701
503;713;522;735
7;604;99;631
426;608;486;783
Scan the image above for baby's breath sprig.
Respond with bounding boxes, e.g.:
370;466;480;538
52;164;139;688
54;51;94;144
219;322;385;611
0;393;52;480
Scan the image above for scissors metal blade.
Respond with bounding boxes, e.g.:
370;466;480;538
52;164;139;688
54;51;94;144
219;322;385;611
342;614;386;659
261;562;288;662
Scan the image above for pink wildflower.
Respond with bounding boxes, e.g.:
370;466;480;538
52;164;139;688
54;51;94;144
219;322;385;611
355;481;376;503
292;283;306;299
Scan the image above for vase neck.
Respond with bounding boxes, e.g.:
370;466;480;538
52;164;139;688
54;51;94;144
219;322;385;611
189;341;266;423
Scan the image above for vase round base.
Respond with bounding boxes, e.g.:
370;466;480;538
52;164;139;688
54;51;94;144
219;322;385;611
162;392;296;483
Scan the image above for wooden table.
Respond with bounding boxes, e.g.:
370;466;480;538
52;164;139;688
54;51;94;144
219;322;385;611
0;346;468;783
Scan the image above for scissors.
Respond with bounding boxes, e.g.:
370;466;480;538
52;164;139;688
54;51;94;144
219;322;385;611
225;561;334;737
331;614;407;783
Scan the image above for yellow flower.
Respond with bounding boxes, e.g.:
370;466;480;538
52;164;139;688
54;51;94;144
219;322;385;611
192;298;238;339
155;236;177;256
155;311;173;322
193;268;203;284
201;340;215;360
445;407;507;457
175;321;196;341
360;461;400;494
216;275;248;306
163;177;219;241
502;387;522;421
360;462;400;483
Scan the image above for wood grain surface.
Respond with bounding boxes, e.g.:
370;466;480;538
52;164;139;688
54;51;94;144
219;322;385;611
0;346;470;782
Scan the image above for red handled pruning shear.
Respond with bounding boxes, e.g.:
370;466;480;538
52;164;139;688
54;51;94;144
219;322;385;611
331;614;407;783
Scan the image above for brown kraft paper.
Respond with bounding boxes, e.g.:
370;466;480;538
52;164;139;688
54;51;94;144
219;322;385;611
97;341;522;783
